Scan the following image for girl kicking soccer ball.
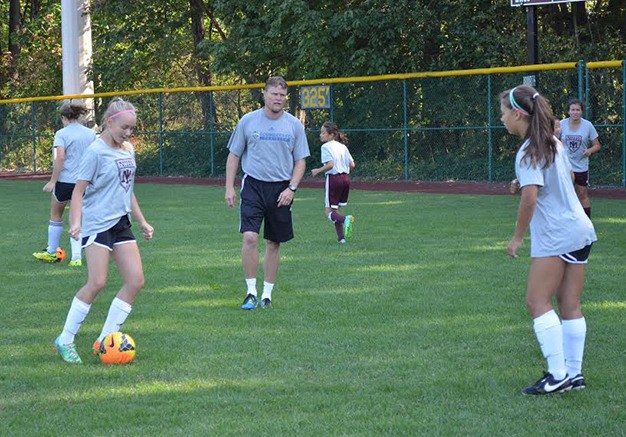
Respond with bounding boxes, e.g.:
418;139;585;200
500;86;596;395
54;98;154;364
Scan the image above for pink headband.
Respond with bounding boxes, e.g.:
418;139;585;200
108;109;136;119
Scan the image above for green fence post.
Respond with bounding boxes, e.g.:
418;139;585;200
577;60;584;101
584;62;590;118
209;91;215;176
0;105;3;169
330;84;334;122
32;103;37;174
487;75;493;183
158;93;164;176
403;79;409;180
623;59;626;187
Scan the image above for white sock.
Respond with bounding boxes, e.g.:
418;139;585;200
97;297;132;343
562;317;586;377
47;220;63;253
245;278;257;296
261;281;274;301
59;297;91;344
70;235;82;261
533;310;566;380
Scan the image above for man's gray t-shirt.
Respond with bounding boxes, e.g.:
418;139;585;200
77;138;136;237
559;118;598;172
227;109;310;181
53;123;97;183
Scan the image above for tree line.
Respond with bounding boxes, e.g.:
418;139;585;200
1;0;625;100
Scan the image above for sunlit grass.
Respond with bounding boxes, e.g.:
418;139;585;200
1;180;625;436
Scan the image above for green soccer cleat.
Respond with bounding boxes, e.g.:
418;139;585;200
68;259;82;267
343;215;355;239
33;248;66;263
54;336;83;364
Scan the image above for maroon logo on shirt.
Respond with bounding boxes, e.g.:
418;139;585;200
116;158;136;192
565;135;583;153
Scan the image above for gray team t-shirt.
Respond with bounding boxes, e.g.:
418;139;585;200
53;123;97;183
227;108;310;181
559;118;599;172
515;140;597;257
77;138;136;237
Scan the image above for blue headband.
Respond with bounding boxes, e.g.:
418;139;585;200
509;87;530;116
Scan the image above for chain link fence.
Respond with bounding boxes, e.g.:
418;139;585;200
1;61;624;186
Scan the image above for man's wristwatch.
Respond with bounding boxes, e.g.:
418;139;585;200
288;184;297;192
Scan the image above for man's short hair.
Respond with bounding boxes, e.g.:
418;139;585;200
266;75;287;89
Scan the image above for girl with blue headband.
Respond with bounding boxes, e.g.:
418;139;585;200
499;85;597;396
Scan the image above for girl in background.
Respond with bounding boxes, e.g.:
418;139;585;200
311;122;356;243
500;86;596;395
33;103;96;266
54;98;154;363
560;99;601;218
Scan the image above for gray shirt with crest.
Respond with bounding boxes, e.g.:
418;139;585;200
77;138;136;237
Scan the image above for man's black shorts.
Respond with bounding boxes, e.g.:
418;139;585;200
240;175;293;243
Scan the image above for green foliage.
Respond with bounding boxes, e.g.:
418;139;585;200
1;181;626;435
90;0;194;92
6;3;63;98
202;1;432;80
1;1;624;184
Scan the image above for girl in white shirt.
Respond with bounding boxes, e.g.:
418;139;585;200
311;122;356;243
500;86;596;396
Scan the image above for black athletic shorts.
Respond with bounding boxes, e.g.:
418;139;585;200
240;175;293;243
53;182;75;203
82;215;136;251
573;171;589;187
559;243;593;264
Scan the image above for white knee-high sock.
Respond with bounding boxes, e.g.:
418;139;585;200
70;235;82;261
68;210;81;260
562;317;586;377
97;297;132;343
59;297;91;344
47;221;64;253
533;310;566;380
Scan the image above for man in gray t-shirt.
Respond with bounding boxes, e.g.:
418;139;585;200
225;76;310;310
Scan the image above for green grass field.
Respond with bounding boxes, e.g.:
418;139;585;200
1;180;625;436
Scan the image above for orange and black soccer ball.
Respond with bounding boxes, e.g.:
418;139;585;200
55;248;66;263
99;332;136;364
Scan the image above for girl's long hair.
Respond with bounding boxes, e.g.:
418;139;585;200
322;121;348;145
500;85;556;168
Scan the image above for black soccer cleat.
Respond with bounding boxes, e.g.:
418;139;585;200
522;372;571;395
569;374;586;390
